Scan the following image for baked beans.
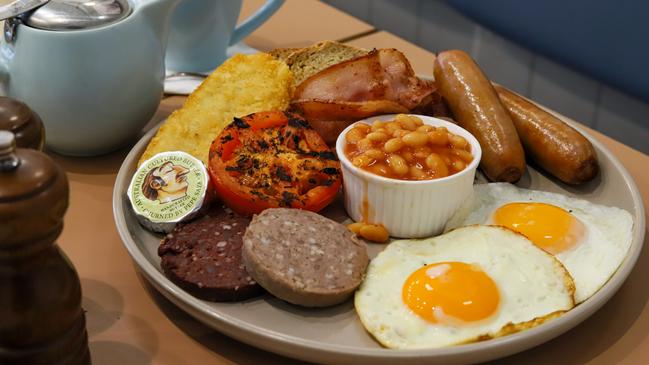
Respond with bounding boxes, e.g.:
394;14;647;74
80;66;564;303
347;222;390;243
344;115;473;180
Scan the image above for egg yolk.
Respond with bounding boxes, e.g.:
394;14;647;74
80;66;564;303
402;262;500;324
492;202;585;255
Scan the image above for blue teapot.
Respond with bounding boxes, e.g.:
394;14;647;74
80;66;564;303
0;0;182;156
0;0;283;156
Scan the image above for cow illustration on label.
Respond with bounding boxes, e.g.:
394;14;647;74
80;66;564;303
142;161;190;203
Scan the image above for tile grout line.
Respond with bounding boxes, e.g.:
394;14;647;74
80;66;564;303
337;29;380;44
591;83;603;130
414;0;422;50
524;55;537;97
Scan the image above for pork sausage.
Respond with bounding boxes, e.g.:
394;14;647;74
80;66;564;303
495;85;599;184
434;50;525;182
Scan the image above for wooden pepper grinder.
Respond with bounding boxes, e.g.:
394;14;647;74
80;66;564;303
0;96;45;150
0;131;90;364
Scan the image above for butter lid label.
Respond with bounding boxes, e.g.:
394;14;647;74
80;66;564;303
128;151;208;225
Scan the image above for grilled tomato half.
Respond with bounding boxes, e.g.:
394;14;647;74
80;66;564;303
208;111;342;215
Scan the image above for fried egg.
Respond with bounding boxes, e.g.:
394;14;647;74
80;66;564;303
355;225;574;349
445;183;634;303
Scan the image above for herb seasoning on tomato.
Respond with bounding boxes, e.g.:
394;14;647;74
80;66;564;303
208;111;342;215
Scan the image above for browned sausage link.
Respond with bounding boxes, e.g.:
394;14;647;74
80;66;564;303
434;50;525;182
495;85;599;185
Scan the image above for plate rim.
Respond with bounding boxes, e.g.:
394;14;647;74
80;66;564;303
112;114;645;364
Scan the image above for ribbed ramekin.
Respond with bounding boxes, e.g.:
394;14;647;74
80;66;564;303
335;114;482;238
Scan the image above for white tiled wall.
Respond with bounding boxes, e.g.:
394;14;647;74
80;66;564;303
325;0;649;154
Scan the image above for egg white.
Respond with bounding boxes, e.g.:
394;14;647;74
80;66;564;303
355;225;574;349
445;183;634;303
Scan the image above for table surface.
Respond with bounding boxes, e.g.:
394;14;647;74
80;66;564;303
50;1;649;364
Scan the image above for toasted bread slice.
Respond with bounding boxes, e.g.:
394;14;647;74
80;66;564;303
268;47;300;63
139;53;293;166
284;41;369;87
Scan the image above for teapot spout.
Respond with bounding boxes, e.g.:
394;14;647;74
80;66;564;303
138;0;182;45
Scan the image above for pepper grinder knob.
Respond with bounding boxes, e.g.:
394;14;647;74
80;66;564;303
0;130;20;170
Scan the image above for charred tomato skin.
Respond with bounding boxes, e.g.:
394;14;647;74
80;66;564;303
208;111;341;216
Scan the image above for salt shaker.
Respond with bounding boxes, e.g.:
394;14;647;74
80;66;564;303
0;131;90;364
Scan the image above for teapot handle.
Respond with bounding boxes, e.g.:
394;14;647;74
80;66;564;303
229;0;284;46
0;20;15;96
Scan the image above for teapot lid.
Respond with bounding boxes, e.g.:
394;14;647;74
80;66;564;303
0;0;49;20
24;0;131;30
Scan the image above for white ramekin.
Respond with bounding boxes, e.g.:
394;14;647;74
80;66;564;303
335;114;482;238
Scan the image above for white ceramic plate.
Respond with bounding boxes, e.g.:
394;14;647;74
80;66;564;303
113;115;644;365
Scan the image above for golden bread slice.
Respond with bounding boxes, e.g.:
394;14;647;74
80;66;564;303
139;53;293;166
284;41;369;87
268;47;300;63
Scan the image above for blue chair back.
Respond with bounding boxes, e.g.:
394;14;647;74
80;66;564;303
446;0;649;102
